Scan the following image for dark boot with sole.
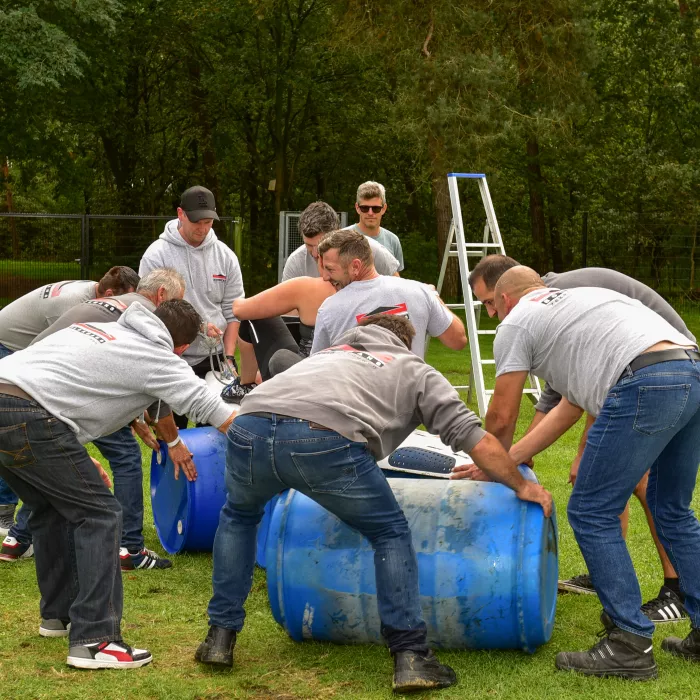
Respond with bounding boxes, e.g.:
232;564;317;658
662;627;700;661
195;625;236;667
555;611;657;680
392;649;457;694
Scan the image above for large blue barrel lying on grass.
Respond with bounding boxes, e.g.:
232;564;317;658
266;475;558;651
149;426;280;564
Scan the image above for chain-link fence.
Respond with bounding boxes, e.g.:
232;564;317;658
0;214;240;306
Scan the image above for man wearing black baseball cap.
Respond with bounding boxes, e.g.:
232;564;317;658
139;186;246;428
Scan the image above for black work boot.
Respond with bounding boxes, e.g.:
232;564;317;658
392;649;457;694
195;625;236;667
662;627;700;662
555;611;657;680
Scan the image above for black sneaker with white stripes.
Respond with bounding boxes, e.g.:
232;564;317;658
120;547;172;571
555;611;657;680
67;640;152;669
641;585;688;623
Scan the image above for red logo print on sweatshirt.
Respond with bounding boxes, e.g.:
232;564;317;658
212;274;227;282
355;302;409;323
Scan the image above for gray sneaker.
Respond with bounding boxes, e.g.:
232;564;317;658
0;504;15;538
40;619;71;638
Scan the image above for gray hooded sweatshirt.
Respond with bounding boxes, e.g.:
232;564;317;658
0;302;232;443
238;325;486;459
139;220;244;365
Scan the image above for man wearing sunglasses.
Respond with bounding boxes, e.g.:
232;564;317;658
346;181;404;271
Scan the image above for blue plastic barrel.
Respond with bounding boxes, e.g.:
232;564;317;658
266;474;557;651
150;427;228;554
256;494;281;568
149;426;281;564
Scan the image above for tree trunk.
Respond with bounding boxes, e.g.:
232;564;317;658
429;136;458;299
2;157;18;258
526;136;548;272
548;212;564;272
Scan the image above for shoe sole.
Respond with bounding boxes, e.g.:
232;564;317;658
647;616;689;624
393;680;456;694
66;654;153;670
557;581;597;595
40;627;70;638
555;660;657;680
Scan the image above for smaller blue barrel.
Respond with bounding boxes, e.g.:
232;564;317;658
266;474;557;652
150;427;228;554
150;426;281;564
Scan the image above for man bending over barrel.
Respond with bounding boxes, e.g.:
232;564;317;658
0;300;237;670
486;266;700;680
196;314;552;694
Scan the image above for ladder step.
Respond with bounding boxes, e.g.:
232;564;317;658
477;330;497;335
479;359;495;365
445;303;467;310
484;389;541;396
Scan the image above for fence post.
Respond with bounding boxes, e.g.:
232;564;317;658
80;215;90;279
581;211;588;268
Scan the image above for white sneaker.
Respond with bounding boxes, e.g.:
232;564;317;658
67;640;152;669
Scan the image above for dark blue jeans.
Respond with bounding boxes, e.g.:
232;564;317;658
207;413;428;653
8;425;145;550
0;394;123;645
568;359;700;637
0;343;18;509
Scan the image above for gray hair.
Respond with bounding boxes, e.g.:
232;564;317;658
137;268;185;299
299;201;340;239
356;181;386;205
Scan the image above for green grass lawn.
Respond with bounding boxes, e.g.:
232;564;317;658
1;311;700;699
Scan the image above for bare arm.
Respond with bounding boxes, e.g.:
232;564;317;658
233;278;308;321
484;371;529;450
437;314;468;350
223;321;240;357
509;397;584;465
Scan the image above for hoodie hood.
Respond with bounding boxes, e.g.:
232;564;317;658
118;301;174;351
160;218;217;250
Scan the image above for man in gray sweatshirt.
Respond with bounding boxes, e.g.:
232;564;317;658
0;300;237;670
139;186;246;428
0;266;139;547
0;269;190;571
196;314;552;694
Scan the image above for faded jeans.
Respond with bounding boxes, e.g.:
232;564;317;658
207;413;428;653
0;394;123;645
568;358;700;637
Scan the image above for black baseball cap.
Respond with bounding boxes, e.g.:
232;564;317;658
180;186;219;222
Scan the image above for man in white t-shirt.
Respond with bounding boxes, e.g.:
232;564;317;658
282;201;400;281
345;181;404;271
312;229;466;357
487;266;700;681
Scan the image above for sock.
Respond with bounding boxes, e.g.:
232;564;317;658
664;577;684;600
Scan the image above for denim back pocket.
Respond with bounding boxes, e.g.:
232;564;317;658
291;444;358;494
633;384;691;436
226;427;254;485
0;423;36;468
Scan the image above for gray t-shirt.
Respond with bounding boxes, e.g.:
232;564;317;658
536;268;697;412
0;280;96;351
282;237;400;282
494;287;696;416
311;275;453;358
32;292;156;345
346;224;404;271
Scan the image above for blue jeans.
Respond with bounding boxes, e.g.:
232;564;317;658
568;359;700;637
0;342;18;508
0;395;123;645
8;425;145;550
207;413;428;653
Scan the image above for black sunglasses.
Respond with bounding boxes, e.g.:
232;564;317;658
358;205;383;214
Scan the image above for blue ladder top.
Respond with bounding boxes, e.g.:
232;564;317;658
447;173;485;178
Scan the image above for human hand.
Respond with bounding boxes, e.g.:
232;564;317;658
515;481;553;517
131;419;159;451
449;463;492;481
91;457;113;489
568;454;581;486
170;439;197;482
206;323;223;338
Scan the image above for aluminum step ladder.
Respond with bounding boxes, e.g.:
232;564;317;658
436;173;541;418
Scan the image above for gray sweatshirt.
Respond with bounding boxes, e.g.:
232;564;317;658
139;220;244;365
238;325;486;459
0;280;96;351
0;302;232;443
